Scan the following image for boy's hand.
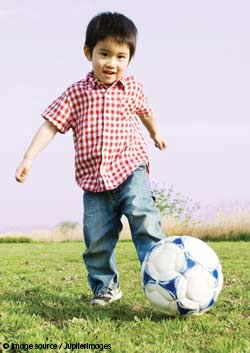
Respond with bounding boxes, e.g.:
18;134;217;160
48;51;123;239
15;120;58;183
138;114;166;150
151;134;167;150
15;158;32;183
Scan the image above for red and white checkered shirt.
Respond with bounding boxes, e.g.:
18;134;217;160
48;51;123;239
42;71;152;192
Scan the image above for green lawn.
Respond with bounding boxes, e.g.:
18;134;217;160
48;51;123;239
0;241;249;353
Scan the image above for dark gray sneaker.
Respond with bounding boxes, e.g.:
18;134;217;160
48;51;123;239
89;288;122;306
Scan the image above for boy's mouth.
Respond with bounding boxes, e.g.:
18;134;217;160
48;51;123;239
103;70;115;75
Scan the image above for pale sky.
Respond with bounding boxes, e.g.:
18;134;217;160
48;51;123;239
1;0;250;232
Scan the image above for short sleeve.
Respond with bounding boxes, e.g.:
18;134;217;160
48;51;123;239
135;82;153;117
42;91;72;134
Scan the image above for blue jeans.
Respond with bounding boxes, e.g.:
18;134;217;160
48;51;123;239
82;165;164;295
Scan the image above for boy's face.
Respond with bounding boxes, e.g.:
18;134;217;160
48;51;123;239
84;37;130;86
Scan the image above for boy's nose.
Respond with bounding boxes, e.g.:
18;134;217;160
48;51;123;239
106;57;116;68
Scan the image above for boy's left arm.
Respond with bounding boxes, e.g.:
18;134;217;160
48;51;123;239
138;114;167;150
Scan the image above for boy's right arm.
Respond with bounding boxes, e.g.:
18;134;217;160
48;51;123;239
15;120;58;183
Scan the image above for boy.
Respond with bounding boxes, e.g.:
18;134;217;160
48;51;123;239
15;12;166;305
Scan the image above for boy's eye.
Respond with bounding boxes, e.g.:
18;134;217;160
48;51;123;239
118;55;126;59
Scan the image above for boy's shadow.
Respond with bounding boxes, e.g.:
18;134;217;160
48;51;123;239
1;288;177;324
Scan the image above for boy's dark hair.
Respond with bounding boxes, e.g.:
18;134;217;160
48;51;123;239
85;12;137;60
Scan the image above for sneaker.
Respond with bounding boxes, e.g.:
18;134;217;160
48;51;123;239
89;288;122;306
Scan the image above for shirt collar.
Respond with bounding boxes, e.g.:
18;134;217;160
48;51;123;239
86;71;126;91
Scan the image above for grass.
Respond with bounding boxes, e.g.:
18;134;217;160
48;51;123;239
0;237;33;243
0;241;249;353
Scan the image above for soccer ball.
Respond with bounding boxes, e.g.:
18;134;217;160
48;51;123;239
141;236;223;316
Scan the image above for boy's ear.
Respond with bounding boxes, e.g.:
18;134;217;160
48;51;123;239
84;46;92;61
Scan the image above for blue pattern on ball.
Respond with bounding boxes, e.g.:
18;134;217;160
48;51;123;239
143;270;156;287
172;237;184;247
212;269;219;280
205;297;215;309
159;278;178;299
184;255;196;270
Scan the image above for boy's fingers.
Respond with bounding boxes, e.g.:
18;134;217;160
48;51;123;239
15;175;23;182
155;140;167;150
15;172;24;183
15;167;28;183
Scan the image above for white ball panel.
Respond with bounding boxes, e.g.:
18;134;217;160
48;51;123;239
158;284;175;301
159;301;179;316
175;275;188;299
146;261;160;280
160;243;183;270
183;236;219;268
178;298;200;312
147;243;186;280
185;266;215;308
145;284;171;308
158;270;180;283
